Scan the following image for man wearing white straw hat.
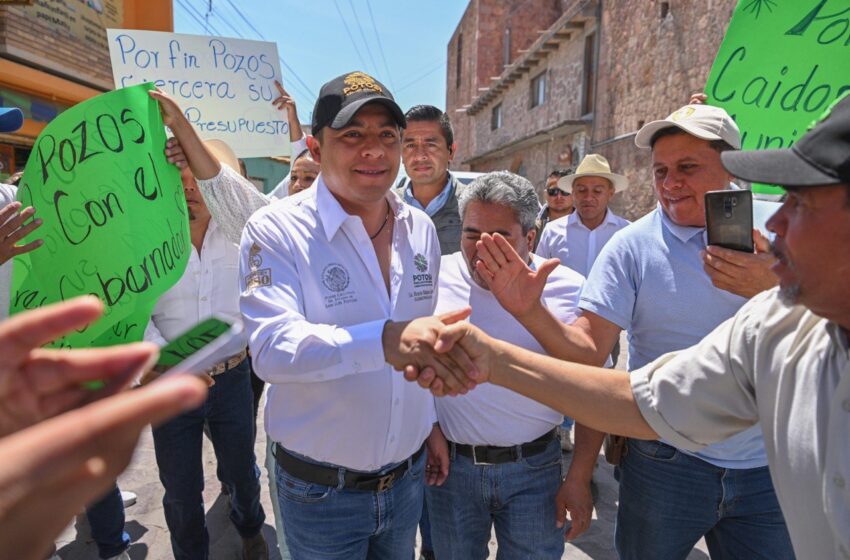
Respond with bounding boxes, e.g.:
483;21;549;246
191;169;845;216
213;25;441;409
536;154;630;449
536;154;630;278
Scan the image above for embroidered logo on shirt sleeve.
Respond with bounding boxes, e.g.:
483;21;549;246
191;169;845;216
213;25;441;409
244;242;272;293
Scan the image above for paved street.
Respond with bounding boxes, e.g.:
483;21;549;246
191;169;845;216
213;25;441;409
56;337;709;559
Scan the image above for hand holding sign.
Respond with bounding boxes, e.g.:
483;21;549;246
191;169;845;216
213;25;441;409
0;201;43;265
10;83;190;349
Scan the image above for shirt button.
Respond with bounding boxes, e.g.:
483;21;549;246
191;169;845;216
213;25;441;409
843;399;850;413
353;361;361;372
394;398;400;406
201;296;208;301
389;435;396;442
835;474;846;489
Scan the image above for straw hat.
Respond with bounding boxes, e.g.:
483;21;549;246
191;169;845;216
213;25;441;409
204;139;240;173
558;154;629;193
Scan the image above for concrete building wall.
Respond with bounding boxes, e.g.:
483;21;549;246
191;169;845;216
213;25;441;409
447;0;739;219
593;0;737;219
446;0;566;171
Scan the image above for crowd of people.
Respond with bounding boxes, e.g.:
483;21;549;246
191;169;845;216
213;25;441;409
0;67;847;560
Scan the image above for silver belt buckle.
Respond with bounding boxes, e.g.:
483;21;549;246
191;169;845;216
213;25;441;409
471;446;494;466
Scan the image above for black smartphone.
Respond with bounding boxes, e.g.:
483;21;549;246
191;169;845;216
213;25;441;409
705;190;754;253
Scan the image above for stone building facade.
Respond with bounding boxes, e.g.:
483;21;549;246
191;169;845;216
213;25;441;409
447;0;737;219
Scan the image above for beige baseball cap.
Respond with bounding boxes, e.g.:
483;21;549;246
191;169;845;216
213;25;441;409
558;154;629;193
634;104;741;149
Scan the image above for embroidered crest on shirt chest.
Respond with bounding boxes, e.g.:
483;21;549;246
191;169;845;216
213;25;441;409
322;263;357;307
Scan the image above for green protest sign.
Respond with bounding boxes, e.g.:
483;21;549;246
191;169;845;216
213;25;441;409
11;83;190;348
705;0;850;195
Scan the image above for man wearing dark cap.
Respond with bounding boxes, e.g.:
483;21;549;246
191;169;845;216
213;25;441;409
238;71;469;559
408;92;850;559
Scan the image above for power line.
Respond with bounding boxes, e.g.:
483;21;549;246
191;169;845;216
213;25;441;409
332;0;370;73
396;61;446;93
347;0;380;77
175;0;316;115
176;0;223;36
220;0;317;101
365;0;395;90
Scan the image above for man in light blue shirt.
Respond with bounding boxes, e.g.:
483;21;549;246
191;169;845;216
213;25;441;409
578;104;789;559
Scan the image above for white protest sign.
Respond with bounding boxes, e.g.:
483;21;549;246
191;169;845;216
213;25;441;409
107;29;289;158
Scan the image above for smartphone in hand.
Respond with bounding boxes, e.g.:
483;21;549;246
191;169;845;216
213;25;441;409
705;190;754;253
155;316;243;377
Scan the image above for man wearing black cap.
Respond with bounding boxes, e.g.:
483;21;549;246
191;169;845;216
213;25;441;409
238;71;471;559
406;92;850;559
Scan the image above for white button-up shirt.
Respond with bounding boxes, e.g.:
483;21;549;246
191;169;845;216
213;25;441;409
536;209;630;277
144;220;246;361
240;176;440;471
632;288;850;559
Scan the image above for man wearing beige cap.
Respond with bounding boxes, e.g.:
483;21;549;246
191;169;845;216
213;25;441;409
536;154;630;278
573;104;789;559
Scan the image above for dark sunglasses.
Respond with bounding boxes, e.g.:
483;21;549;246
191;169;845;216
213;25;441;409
546;188;570;197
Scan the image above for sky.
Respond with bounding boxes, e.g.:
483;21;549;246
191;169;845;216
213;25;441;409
173;0;469;124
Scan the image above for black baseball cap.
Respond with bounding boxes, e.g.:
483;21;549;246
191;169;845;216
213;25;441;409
721;93;850;187
311;71;406;135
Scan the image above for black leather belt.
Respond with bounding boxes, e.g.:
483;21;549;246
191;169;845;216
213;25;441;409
274;444;425;493
451;428;558;465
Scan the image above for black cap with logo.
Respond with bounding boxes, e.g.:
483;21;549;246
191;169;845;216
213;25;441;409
721;93;850;187
311;71;406;135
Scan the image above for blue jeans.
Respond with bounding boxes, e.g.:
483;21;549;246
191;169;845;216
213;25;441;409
419;499;433;552
152;361;265;560
275;447;425;559
85;484;129;559
616;439;794;560
426;437;564;560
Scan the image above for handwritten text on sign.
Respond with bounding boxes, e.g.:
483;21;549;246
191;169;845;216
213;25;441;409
107;29;288;158
705;0;850;194
11;84;190;349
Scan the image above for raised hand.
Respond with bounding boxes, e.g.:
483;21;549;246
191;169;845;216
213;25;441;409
148;88;185;129
0;374;207;559
0;201;43;264
475;233;559;319
0;296;159;438
272;80;297;115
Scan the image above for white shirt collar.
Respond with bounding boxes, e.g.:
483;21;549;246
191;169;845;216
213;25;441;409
316;175;409;241
567;208;619;230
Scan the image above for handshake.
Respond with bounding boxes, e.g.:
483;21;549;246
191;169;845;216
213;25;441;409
381;308;498;396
